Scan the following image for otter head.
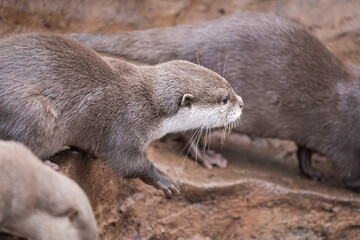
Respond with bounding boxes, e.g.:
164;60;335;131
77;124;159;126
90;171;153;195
153;60;243;138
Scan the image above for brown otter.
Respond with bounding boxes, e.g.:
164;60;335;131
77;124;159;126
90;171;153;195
0;33;243;196
71;12;360;189
0;141;98;240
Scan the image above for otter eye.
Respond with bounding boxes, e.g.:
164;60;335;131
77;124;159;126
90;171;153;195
222;96;229;104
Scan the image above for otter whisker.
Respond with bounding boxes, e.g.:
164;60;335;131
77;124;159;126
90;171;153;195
203;127;209;152
195;127;204;161
181;129;201;169
207;128;212;152
190;128;202;165
221;125;226;146
225;69;231;80
237;117;242;127
222;51;229;77
218;47;221;75
195;48;201;66
179;129;200;157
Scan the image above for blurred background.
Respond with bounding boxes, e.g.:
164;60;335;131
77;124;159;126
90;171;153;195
1;1;360;239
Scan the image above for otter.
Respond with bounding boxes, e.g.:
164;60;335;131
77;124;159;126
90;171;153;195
71;12;360;189
0;33;243;196
0;141;98;240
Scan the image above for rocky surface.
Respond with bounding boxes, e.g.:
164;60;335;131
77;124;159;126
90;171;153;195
1;1;360;239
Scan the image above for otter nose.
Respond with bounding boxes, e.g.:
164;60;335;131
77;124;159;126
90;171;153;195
236;95;244;109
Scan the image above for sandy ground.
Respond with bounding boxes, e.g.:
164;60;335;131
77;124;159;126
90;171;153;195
0;0;360;239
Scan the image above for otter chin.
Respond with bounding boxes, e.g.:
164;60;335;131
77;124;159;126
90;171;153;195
0;33;243;196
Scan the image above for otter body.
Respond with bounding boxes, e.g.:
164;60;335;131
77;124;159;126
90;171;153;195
0;33;243;195
0;141;98;240
71;12;360;187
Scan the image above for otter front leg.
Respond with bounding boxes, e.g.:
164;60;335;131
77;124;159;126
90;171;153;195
117;153;180;196
138;162;180;197
180;131;227;169
296;145;324;181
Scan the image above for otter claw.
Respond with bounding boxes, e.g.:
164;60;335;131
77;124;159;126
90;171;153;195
157;178;180;197
160;182;180;197
169;184;180;196
142;164;181;196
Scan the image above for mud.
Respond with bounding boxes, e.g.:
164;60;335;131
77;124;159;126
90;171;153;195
1;1;359;239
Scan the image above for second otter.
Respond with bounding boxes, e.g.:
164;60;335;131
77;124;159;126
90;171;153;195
0;33;243;196
71;12;360;188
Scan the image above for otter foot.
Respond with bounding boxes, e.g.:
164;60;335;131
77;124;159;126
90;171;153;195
303;168;324;181
190;149;227;169
297;145;324;181
43;160;59;170
345;179;360;191
154;174;180;197
140;163;180;197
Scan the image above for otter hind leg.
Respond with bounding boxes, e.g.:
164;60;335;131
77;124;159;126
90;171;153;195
297;144;324;181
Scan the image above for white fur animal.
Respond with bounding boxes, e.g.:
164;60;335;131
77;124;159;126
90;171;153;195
0;141;98;240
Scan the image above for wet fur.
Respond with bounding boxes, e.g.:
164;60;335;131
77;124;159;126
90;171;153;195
0;141;97;240
71;12;360;185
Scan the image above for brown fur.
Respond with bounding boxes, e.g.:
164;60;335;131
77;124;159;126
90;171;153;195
71;12;360;188
0;33;242;196
0;141;98;240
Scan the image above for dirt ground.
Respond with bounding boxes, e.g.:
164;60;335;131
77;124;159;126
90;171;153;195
1;0;360;239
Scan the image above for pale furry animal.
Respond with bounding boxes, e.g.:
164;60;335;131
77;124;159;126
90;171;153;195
71;12;360;189
0;33;243;196
0;141;98;240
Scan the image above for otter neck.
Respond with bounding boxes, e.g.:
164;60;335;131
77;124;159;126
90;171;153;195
110;65;179;146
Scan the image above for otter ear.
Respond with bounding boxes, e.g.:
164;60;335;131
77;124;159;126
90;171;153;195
181;94;194;107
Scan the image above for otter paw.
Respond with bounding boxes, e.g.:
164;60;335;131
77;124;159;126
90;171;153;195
345;179;360;191
156;176;180;197
304;168;324;182
195;150;227;169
